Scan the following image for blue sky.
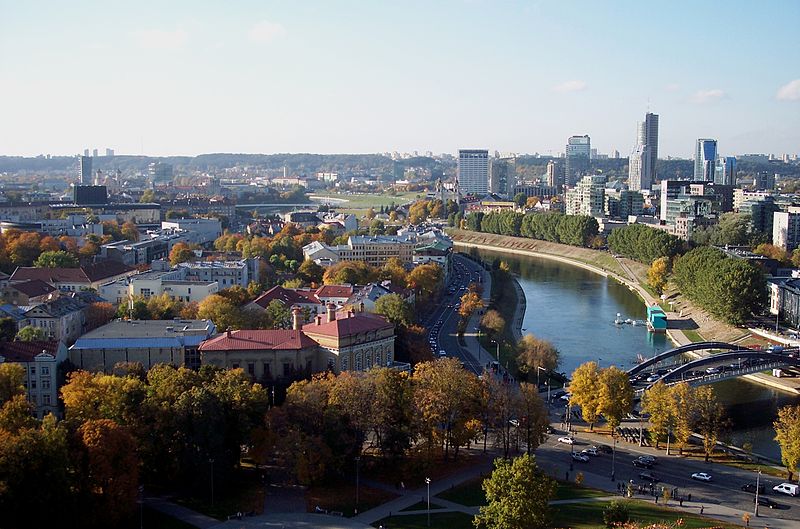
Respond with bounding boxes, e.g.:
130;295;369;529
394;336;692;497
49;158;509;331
1;0;798;158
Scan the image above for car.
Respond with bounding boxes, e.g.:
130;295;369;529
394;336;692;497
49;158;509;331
581;447;599;457
741;483;765;494
571;453;590;463
773;483;799;496
638;472;658;482
438;350;447;357
637;455;657;465
560;393;572;402
691;472;712;482
557;436;575;445
597;444;613;454
632;459;653;469
646;374;660;383
705;366;721;375
757;497;779;509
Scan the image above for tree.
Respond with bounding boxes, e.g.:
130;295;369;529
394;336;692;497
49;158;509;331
297;259;324;285
754;243;790;264
693;386;727;462
15;325;46;341
169;242;195;266
513;192;527;208
381;257;408;288
369;219;385;235
86;302;116;330
475;453;556;529
0;363;25;404
146;292;184;320
264;299;292;329
34;250;79;268
774;404;800;481
322;261;375;285
217;285;251;306
517;382;549;454
603;500;630;527
140;189;155;203
407;263;443;302
371;368;415;461
120;221;140;242
569;361;602;430
459;291;483;319
641;381;675;450
480;310;505;340
0;394;37;432
516;334;559;375
670;383;696;455
647;257;670;295
197;294;245;330
0;317;17;341
374;293;413;326
597;366;634;432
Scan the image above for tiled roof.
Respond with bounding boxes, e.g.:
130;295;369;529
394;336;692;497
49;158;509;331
199;330;317;351
302;311;392;338
0;340;60;362
10;261;134;284
8;279;57;298
251;286;322;309
315;285;353;299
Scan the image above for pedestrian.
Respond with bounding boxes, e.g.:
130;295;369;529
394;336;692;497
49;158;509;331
654;495;658;504
617;482;621;492
688;493;692;502
680;498;683;507
700;505;704;515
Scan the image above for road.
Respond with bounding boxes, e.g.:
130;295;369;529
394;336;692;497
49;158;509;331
421;254;489;374
534;406;800;523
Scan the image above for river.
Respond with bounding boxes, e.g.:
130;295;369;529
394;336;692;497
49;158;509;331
473;248;799;461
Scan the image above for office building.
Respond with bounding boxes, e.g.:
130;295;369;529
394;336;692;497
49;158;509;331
546;159;565;190
753;172;776;191
773;207;800;251
148;162;173;182
565;175;606;217
457;149;489;195
565;135;591;186
714;156;736;186
694;139;718;181
105;148;114;157
489;156;516;197
73;185;108;205
629;113;658;191
79;155;93;185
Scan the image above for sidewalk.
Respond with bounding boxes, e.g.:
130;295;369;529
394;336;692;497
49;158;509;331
144;496;221;529
461;265;495;369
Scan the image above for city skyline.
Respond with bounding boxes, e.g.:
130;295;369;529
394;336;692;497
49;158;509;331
1;0;798;158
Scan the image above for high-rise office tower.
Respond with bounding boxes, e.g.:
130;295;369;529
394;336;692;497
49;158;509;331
546;159;565;190
565;135;591;186
105;148;115;157
489;156;516;197
83;148;90;157
79;155;93;185
715;156;736;186
457;149;489;195
694;139;718;181
629;112;658;191
638;113;659;178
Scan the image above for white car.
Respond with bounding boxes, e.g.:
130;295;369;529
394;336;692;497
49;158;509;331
438;350;447;357
571;453;589;463
773;483;799;496
691;472;712;482
581;447;599;457
557;436;575;445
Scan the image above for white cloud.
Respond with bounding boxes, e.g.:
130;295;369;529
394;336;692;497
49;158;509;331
248;20;287;43
690;89;726;104
552;80;587;93
776;79;800;101
132;28;188;50
664;83;681;92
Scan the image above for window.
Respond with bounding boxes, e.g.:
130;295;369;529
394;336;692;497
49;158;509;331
248;363;255;376
341;356;349;371
283;363;292;377
30;379;36;389
232;363;240;369
41;366;49;375
263;362;271;376
42;378;50;390
355;354;362;371
43;394;51;405
30;366;36;375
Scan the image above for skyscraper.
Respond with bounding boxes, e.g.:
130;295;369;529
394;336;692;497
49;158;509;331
629;113;658;192
694;139;718;181
79;155;93;185
546;159;565;190
565;135;591;186
489;156;516;197
715;156;736;186
457;149;489;196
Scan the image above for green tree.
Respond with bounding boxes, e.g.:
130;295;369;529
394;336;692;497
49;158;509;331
569;361;601;430
774;404;800;481
197;294;245;330
374;293;413;326
140;189;155;203
513;192;527;208
0;317;17;341
15;325;46;341
297;259;324;285
369;219;385;235
474;453;556;529
265;299;292;329
603;500;630;527
597;366;634;432
33;250;79;268
517;382;550;455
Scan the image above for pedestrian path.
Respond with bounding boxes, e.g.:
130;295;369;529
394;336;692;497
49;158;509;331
144;496;221;529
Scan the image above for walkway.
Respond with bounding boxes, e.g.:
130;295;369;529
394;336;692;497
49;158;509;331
144;496;220;529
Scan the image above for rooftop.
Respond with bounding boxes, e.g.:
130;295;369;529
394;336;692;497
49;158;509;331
0;340;61;363
199;329;318;352
10;261;135;284
8;279;57;298
302;311;392;338
78;319;215;339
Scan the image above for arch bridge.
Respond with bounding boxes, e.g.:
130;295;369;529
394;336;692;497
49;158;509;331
627;341;762;377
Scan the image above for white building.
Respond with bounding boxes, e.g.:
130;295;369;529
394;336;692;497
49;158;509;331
161;218;223;246
100;268;219;305
0;340;68;418
773;207;800;251
457;149;489;196
566;175;606;217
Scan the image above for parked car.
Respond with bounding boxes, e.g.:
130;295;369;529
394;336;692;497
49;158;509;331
571;453;590;463
757;497;779;509
581;447;599;457
638;472;658;483
773;483;799;496
597;444;613;454
691;472;712;482
741;483;765;494
557;436;575;445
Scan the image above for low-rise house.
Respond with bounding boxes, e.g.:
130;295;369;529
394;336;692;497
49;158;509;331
0;340;67;418
100;268;218;305
247;285;324;317
23;295;88;344
1;279;57;305
9;262;136;292
69;319;216;372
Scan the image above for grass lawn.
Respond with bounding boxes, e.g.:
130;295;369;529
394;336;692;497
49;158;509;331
683;329;705;343
554;481;608;501
553;499;743;529
307;483;398;517
435;477;485;507
373;511;474;529
173;468;265;520
400;501;443;512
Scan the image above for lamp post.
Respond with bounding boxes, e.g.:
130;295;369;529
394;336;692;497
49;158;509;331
209;458;215;507
546;380;551;405
611;434;617;482
537;366;547;388
426;477;431;527
754;470;761;517
355;456;361;514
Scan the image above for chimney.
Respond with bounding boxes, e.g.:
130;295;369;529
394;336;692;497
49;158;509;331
326;303;336;323
292;306;302;331
315;314;322;325
226;327;232;338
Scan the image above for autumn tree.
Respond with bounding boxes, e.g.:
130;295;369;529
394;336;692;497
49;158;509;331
297;259;324;285
374;293;413;326
169;242;196;265
322;260;376;285
480;310;506;341
483;374;517;458
568;361;602;430
475;453;556;529
516;334;559;375
121;221;140;242
647;256;670;295
774;404;800;481
597;366;635;433
693;386;727;462
371;368;415;461
0;363;25;404
146;292;184;319
517;382;550;455
407;263;443;302
459;291;483;319
381;257;408;287
0;394;37;432
641;381;675;450
86;302;116;330
197;294;246;330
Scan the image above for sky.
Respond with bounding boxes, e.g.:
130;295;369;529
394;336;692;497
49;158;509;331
1;0;798;158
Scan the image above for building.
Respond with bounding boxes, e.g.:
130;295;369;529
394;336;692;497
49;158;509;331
457;150;489;196
283;211;321;228
694;139;718;181
639;112;659;184
546;159;565;190
628;145;651;192
1;279;57;305
773;207;800;251
22;295;89;344
604;190;644;219
565;135;591;186
69;319;216;372
100;268;218;305
753;172;776;191
303;235;416;267
739;195;780;235
100;238;170;267
247;285;325;318
565;175;606;217
161;218;223;246
489;156;516;197
79;155;92;185
175;259;258;288
9;262;136;292
715;156;736;186
73;185;108;205
0;340;68;418
148;162;173;182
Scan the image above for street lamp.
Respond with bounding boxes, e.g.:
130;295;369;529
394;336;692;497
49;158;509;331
754;470;761;517
355;456;361;514
537;366;547;388
492;340;500;364
425;477;431;527
208;458;215;507
611;434;617;482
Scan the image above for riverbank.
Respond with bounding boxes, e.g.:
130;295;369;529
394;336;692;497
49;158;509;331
451;229;800;396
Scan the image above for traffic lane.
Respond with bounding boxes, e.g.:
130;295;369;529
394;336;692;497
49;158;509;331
537;433;799;516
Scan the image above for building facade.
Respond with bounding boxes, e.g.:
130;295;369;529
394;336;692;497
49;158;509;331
565;175;606;217
694;139;718;181
489;156;516;197
0;340;67;418
565;135;591;186
457;149;489;196
773;207;800;251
